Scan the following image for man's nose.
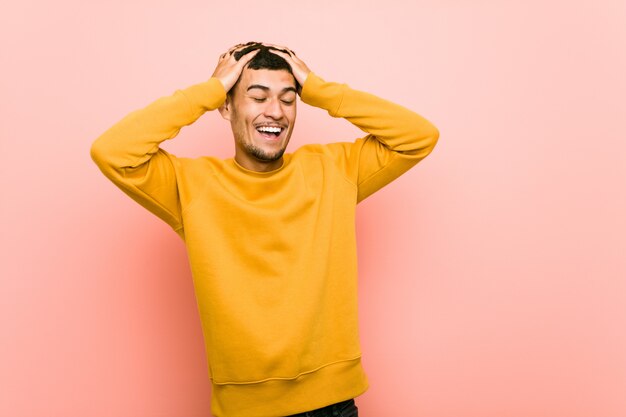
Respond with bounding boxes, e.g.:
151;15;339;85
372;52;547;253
263;98;284;119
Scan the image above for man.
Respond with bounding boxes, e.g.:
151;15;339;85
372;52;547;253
91;42;439;417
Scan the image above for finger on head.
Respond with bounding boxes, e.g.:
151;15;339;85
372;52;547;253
262;42;286;50
268;48;292;61
242;47;260;57
248;48;260;57
225;43;251;58
275;47;294;56
233;44;262;62
227;45;241;55
263;42;295;56
222;46;236;58
239;48;260;65
229;43;246;51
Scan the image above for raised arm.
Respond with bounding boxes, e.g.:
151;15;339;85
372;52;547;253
271;46;440;202
90;45;258;233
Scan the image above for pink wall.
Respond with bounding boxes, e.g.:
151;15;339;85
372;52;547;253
2;0;625;416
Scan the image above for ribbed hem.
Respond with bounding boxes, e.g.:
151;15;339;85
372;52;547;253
210;357;369;417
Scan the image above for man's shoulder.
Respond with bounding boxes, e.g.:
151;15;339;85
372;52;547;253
291;141;355;159
171;154;228;177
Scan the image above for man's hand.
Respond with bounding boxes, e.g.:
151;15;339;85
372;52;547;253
211;44;259;93
263;43;312;94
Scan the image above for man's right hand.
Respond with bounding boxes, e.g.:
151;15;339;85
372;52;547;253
211;44;259;93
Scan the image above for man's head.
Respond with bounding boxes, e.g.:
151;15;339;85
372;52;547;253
218;42;299;172
230;42;301;95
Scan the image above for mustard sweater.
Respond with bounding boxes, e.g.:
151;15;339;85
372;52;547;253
90;72;439;417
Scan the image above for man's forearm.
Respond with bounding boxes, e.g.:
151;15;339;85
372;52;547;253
301;72;439;158
300;72;439;202
90;78;226;174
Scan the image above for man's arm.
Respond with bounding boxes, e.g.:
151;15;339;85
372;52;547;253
272;46;439;202
90;46;258;233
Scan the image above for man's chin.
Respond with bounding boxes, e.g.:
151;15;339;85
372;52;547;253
245;144;286;163
254;150;286;163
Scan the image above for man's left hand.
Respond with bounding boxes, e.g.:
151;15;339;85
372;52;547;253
264;43;311;94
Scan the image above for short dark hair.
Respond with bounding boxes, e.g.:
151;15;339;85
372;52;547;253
229;42;299;96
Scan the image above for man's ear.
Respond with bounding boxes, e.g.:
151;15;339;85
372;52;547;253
218;95;232;121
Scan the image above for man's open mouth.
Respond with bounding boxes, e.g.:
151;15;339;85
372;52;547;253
255;125;284;139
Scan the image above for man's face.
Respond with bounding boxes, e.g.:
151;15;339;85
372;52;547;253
221;67;298;172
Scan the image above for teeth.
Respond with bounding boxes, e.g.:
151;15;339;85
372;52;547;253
257;126;282;134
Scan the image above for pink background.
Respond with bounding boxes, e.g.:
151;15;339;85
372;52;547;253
1;0;625;416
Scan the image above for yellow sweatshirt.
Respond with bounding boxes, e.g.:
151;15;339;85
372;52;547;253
90;72;439;417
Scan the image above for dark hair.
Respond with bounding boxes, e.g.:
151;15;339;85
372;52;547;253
229;42;299;95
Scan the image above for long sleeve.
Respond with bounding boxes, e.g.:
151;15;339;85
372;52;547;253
90;78;227;233
300;72;439;202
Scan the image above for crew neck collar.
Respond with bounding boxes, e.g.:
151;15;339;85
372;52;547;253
231;155;290;176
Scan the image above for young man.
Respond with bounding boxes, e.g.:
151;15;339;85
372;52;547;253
91;42;439;417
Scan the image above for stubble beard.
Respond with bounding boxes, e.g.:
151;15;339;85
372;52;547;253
243;142;286;162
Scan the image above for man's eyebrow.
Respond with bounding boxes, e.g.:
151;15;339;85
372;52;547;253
246;85;297;94
247;84;270;92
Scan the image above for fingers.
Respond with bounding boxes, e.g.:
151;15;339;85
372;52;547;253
267;47;305;70
262;42;296;57
218;42;299;67
211;46;261;93
264;47;310;91
219;43;252;61
213;42;307;92
267;48;298;65
227;43;246;57
220;42;296;63
238;48;260;66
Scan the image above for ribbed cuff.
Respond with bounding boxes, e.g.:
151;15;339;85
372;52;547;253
300;72;346;116
180;77;227;117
